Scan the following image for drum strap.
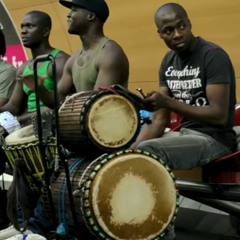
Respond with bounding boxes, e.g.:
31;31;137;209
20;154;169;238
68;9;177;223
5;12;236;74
7;158;42;232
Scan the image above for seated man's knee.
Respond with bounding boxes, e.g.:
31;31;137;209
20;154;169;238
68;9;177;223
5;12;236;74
137;140;154;153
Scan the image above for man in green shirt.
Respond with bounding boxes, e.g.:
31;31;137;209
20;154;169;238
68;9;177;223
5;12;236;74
0;11;69;126
0;11;69;236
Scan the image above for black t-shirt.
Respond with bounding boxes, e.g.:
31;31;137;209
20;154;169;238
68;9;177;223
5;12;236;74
160;37;236;150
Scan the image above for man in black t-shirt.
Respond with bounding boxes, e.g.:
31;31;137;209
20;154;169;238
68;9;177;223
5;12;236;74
132;3;236;239
133;3;236;168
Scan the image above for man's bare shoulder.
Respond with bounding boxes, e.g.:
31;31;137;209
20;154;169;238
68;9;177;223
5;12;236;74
103;39;127;55
99;39;129;65
62;51;81;71
71;51;81;59
55;50;71;61
66;51;81;64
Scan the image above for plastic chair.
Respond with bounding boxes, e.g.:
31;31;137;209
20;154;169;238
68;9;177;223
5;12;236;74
167;111;182;131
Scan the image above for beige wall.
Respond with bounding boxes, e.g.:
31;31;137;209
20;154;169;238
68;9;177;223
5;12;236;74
4;0;240;99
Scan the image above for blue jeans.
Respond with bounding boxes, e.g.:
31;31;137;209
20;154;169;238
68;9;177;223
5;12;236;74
14;199;52;236
137;128;232;170
137;128;232;240
27;199;52;236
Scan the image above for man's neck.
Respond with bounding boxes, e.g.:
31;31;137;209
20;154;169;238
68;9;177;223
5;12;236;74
80;30;105;50
30;45;54;60
177;36;199;59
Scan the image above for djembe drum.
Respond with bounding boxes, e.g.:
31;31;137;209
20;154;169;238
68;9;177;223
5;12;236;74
58;86;141;153
2;125;56;180
0;111;21;174
49;150;179;239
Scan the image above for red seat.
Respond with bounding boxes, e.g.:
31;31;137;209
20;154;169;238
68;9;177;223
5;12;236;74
234;102;240;125
202;103;240;184
168;111;182;131
202;152;240;184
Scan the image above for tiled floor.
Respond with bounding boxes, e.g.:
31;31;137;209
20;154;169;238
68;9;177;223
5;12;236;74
176;228;239;240
179;195;229;215
175;196;240;239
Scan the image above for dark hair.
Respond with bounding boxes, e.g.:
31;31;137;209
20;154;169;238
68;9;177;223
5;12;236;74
158;3;189;19
0;30;6;56
26;11;52;30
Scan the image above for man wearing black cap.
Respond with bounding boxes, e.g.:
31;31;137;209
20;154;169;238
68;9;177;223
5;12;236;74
21;0;129;109
60;0;110;23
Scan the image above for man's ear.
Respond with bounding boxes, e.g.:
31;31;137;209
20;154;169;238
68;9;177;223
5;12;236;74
87;12;96;21
188;19;192;29
43;27;50;37
157;29;164;39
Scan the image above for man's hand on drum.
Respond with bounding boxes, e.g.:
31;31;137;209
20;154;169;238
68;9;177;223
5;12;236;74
17;74;47;91
143;91;168;112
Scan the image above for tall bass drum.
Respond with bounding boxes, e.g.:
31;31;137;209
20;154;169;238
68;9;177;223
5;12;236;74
58;86;141;153
48;150;179;239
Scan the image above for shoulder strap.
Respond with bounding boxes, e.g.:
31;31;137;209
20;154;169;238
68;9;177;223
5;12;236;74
51;49;61;58
39;49;61;73
96;37;109;53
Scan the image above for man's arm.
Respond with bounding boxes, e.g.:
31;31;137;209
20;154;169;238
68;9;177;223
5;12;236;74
132;82;230;150
19;51;71;109
48;51;70;85
0;80;27;115
35;54;75;109
94;40;129;89
0;65;17;107
148;83;230;126
131;86;171;149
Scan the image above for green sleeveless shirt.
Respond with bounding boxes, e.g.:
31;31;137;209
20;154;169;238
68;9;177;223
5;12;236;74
72;37;109;91
23;49;61;112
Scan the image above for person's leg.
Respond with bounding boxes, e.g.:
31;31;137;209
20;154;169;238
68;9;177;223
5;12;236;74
137;128;232;170
0;187;10;230
137;128;232;240
27;199;53;237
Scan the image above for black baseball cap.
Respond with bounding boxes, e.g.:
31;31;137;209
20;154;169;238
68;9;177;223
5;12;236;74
59;0;109;22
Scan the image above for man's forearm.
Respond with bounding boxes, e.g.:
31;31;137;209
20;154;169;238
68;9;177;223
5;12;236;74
37;87;56;109
17;112;34;127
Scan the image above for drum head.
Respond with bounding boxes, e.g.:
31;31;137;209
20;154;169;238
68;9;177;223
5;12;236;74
83;151;178;239
5;125;37;145
87;94;140;150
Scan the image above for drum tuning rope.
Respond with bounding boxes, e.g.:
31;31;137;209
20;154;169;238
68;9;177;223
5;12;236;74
97;84;118;93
